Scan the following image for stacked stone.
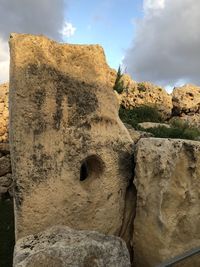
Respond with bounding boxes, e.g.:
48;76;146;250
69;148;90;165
0;143;12;198
0;83;12;198
0;83;9;143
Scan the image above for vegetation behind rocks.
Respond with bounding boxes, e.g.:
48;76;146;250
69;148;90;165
119;105;200;140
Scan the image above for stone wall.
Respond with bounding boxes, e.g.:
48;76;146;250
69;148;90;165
2;33;200;267
0;143;12;198
0;83;9;143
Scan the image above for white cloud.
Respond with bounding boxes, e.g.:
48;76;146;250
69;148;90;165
60;22;76;38
143;0;165;11
123;0;200;87
0;0;66;83
0;60;9;83
0;38;9;83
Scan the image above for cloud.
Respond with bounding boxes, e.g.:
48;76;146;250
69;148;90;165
60;22;76;38
143;0;165;11
123;0;200;87
0;38;9;83
0;0;65;41
0;60;9;84
0;0;66;83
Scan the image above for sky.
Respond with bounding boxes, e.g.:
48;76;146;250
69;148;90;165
0;0;200;91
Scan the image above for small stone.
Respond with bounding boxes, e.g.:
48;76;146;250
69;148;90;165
0;155;11;176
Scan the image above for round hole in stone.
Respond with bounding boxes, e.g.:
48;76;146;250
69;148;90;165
80;155;104;181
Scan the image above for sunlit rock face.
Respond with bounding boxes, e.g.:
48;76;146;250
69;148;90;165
120;81;172;120
172;84;200;115
134;137;200;267
0;83;9;143
171;84;200;128
9;34;135;247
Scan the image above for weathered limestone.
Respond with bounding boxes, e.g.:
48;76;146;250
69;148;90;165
120;82;172;119
171;114;200;128
138;122;170;129
0;154;11;176
0;143;12;197
124;123;153;144
172;84;200;115
133;138;200;267
13;225;131;267
9;33;134;248
171;84;200;128
0;83;9;143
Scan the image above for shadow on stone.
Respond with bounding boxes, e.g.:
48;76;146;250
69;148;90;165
0;195;15;267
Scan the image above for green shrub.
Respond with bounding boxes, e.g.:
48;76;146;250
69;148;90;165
119;105;163;129
144;119;200;140
113;66;126;94
119;106;200;140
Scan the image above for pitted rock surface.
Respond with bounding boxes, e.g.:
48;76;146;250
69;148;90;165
13;226;131;267
0;83;9;143
120;82;172;119
134;138;200;267
172;84;200;115
9;33;135;251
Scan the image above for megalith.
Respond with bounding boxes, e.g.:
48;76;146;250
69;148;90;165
134;138;200;267
9;33;134;243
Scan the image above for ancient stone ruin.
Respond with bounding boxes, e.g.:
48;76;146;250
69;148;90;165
9;33;135;252
1;33;200;266
134;138;200;267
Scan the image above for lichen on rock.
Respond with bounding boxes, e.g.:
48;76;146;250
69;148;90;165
9;33;135;255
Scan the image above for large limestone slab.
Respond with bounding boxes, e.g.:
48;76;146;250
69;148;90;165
13;225;131;267
134;138;200;267
9;34;134;243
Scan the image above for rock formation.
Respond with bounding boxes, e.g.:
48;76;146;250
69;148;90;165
1;32;200;266
9;33;135;251
172;84;200;127
133;138;200;267
120;81;172;119
138;122;170;129
0;83;9;143
172;84;200;115
13;225;131;267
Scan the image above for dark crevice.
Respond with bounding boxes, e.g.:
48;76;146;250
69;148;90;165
0;195;15;267
119;150;137;267
80;162;89;181
80;155;104;182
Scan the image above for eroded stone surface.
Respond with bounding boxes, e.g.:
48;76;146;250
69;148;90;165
120;82;172;119
13;226;131;267
0;143;12;197
0;83;9;143
138;122;170;129
172;84;200;115
0;155;11;176
133;138;200;267
9;33;134;248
